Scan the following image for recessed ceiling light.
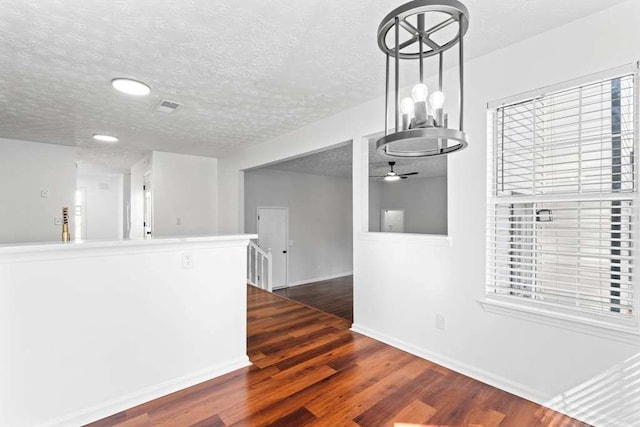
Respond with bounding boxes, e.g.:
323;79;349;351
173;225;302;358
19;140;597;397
111;78;151;96
93;134;119;143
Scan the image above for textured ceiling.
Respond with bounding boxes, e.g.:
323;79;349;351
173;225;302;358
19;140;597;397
0;0;627;168
264;139;446;179
264;143;354;178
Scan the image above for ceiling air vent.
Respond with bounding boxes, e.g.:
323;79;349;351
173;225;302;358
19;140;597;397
156;99;180;113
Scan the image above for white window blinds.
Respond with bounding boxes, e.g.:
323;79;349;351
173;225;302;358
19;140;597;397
487;66;638;328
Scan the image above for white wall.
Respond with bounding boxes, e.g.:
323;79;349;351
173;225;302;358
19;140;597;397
369;176;447;234
0;237;251;427
129;154;151;240
217;2;640;423
244;168;353;285
77;173;123;241
0;138;76;244
369;180;383;232
152;151;218;237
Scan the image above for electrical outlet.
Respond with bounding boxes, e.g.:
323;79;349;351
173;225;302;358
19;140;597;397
436;313;446;331
176;217;183;226
54;217;63;226
182;253;194;269
41;189;50;198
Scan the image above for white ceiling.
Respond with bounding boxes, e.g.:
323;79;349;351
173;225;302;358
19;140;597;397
0;0;627;168
263;143;354;178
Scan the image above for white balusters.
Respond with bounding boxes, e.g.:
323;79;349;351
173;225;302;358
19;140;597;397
247;239;273;291
253;244;258;284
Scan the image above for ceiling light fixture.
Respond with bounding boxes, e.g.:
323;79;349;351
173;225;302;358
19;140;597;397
111;78;151;96
93;134;119;143
376;0;470;158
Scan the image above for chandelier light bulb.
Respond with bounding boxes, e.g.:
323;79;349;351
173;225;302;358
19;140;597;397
411;83;429;102
400;97;415;115
429;91;446;109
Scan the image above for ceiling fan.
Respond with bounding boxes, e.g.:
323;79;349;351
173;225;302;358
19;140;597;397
371;161;419;182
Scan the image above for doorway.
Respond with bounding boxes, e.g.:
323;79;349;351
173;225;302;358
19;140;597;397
76;171;124;241
257;207;288;289
243;140;354;322
143;173;153;238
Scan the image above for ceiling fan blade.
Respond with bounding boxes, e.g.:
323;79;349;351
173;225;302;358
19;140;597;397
369;175;386;178
401;176;408;179
399;172;419;176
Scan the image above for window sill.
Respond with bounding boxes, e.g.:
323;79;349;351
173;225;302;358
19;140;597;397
358;232;452;246
479;297;640;344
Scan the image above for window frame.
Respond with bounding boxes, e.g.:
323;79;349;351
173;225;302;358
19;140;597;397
482;63;640;341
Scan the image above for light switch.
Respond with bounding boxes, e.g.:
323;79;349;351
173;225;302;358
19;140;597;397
54;217;63;225
176;217;183;225
41;189;50;198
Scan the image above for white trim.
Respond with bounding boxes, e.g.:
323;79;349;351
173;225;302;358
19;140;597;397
286;272;353;288
38;356;251;427
350;324;547;405
488;62;638;109
349;324;606;427
256;206;289;288
479;297;640;345
0;234;257;264
359;231;452;246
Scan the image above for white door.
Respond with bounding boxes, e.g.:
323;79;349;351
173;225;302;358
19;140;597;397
381;209;405;233
257;207;288;289
77;174;124;241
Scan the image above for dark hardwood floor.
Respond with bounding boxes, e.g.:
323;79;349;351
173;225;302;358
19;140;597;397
88;285;587;426
274;275;353;322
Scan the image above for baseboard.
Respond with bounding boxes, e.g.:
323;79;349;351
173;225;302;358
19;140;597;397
350;324;598;426
286;272;353;288
39;356;251;427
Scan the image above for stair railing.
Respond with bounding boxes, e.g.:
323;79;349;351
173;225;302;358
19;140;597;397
247;239;273;291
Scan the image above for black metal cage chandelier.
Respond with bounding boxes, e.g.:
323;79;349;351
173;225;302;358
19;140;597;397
376;0;470;158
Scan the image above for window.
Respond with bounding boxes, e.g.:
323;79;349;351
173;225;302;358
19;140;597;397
486;65;638;332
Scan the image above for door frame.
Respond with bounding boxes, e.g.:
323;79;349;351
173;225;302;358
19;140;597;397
256;206;289;289
143;172;153;238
